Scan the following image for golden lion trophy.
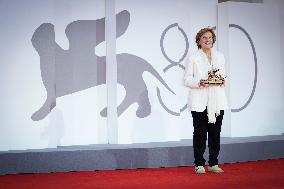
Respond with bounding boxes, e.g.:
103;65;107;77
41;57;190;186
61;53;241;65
204;69;225;85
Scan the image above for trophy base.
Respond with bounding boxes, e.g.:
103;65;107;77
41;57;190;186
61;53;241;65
204;80;224;85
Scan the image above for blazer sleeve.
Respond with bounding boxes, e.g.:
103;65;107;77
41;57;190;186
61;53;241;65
184;56;201;89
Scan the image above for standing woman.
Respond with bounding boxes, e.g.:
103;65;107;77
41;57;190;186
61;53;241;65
184;27;228;174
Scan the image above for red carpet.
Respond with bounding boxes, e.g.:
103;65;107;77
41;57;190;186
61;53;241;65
1;159;284;189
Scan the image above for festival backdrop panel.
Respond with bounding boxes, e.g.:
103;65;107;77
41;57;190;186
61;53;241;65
226;2;284;137
115;0;218;143
1;0;283;151
0;0;107;151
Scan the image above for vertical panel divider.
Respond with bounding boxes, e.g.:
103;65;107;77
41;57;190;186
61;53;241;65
105;0;118;143
217;2;231;137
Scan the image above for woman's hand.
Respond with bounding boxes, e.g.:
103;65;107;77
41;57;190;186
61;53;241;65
220;80;225;87
199;79;207;88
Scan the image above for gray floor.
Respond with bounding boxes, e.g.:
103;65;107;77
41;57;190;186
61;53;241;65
1;134;284;175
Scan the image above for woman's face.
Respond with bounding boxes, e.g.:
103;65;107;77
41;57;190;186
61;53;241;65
199;31;213;50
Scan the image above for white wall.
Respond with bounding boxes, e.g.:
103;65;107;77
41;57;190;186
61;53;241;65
219;1;284;137
115;0;218;143
0;0;283;151
0;0;107;151
263;0;284;121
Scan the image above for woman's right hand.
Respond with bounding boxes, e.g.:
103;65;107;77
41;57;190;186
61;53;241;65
199;79;207;88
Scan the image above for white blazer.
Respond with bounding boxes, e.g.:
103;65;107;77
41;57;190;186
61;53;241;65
184;49;228;112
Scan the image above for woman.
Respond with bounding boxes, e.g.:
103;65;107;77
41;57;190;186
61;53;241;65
184;27;228;174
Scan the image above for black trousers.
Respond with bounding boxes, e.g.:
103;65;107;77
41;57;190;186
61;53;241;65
191;109;224;166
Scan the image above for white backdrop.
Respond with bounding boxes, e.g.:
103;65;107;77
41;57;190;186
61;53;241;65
0;0;107;151
115;0;218;143
220;2;284;137
0;0;283;151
